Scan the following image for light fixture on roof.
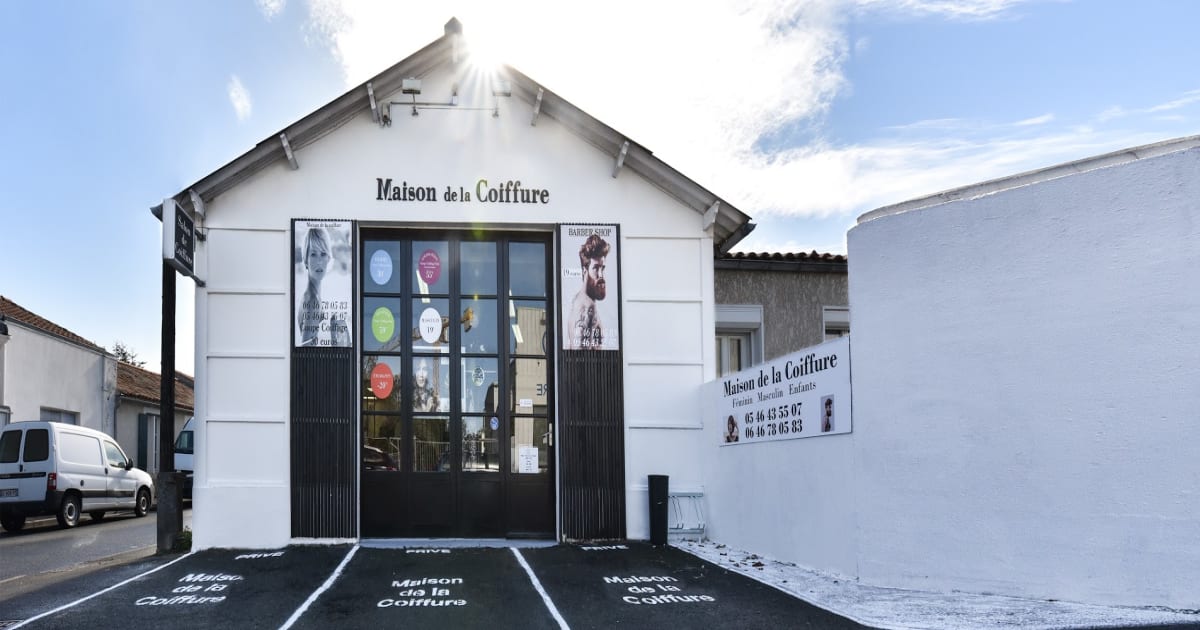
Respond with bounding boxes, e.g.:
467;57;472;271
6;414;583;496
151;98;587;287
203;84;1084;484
386;76;511;119
493;79;512;117
402;78;422;116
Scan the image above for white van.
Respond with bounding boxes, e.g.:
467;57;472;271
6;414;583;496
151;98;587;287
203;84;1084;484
173;416;194;499
0;421;155;532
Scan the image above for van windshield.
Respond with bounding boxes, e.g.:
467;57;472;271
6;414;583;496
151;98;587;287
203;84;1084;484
0;430;19;463
175;430;193;454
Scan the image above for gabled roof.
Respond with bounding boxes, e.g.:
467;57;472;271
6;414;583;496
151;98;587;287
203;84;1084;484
160;18;754;253
117;361;195;413
0;295;107;354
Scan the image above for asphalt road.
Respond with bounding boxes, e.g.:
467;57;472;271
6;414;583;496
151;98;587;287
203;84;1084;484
0;507;192;586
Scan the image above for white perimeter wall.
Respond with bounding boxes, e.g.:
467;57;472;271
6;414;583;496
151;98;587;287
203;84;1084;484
3;324;114;434
701;378;859;576
191;64;714;549
845;145;1200;608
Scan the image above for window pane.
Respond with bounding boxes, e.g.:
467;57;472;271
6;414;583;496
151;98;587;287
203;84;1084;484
174;430;193;454
24;429;49;462
462;357;498;414
509;242;546;297
509;300;548;356
411;298;451;353
363;356;404;412
460;241;497;296
363;415;401;471
363;298;402;352
0;430;21;463
462;416;499;472
460;298;497;354
510;417;550;474
104;441;126;468
364;241;403;293
413;417;450;472
412;356;449;413
510;358;548;415
412;241;450;295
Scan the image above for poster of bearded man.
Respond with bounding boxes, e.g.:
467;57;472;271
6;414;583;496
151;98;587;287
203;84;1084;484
560;224;620;351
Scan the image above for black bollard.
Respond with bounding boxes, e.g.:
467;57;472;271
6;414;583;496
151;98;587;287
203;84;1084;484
648;474;668;546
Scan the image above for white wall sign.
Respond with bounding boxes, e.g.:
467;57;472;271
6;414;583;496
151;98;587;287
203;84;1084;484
518;445;539;473
294;220;353;348
716;337;852;445
560;224;620;351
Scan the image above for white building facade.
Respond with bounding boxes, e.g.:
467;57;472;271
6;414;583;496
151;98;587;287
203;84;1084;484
169;21;751;550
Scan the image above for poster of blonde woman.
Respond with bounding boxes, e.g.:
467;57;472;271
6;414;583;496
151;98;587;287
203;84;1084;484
294;220;353;348
560;224;620;351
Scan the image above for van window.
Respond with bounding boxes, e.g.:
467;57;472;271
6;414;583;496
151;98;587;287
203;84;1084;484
23;429;49;462
103;441;127;468
175;430;193;454
60;433;101;466
0;430;20;463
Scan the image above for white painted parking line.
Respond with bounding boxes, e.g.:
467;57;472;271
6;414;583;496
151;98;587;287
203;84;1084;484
9;552;196;630
277;545;359;630
511;547;569;630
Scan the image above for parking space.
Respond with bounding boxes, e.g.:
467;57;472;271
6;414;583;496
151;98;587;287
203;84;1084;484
521;543;865;629
14;546;348;630
10;543;870;629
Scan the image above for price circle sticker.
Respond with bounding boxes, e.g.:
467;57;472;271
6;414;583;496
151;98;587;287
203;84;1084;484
370;363;394;399
371;307;395;343
369;249;393;285
419;307;443;344
418;249;442;285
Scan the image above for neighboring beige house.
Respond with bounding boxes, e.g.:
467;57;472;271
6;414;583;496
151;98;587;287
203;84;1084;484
0;295;192;474
115;362;194;474
714;251;848;376
0;295;116;432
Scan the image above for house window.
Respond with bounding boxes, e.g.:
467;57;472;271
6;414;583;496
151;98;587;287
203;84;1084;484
40;408;79;425
715;304;764;377
823;306;850;341
716;332;751;376
0;406;9;427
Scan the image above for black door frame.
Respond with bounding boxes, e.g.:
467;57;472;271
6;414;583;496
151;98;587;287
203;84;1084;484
359;227;556;538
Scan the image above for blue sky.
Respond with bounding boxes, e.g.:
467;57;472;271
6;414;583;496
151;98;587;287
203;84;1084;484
2;0;1198;371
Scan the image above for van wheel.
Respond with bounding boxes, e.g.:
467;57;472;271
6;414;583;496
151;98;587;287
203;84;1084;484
134;488;151;517
57;494;81;528
89;511;107;522
0;511;26;532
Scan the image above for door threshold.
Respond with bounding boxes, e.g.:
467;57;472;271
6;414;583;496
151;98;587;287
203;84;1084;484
361;538;558;549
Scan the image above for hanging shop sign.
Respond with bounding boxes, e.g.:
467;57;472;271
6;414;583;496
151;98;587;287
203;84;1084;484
717;336;852;445
293;219;353;348
162;198;195;277
560;224;620;351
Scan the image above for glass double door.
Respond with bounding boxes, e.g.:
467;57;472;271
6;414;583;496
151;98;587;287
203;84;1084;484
359;231;554;538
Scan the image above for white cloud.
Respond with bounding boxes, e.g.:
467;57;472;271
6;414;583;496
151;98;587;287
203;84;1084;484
854;0;1034;20
298;0;1190;241
1014;113;1054;126
257;0;286;20
227;75;253;122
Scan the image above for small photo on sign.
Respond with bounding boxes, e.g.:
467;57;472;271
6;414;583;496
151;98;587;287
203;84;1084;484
821;395;834;433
